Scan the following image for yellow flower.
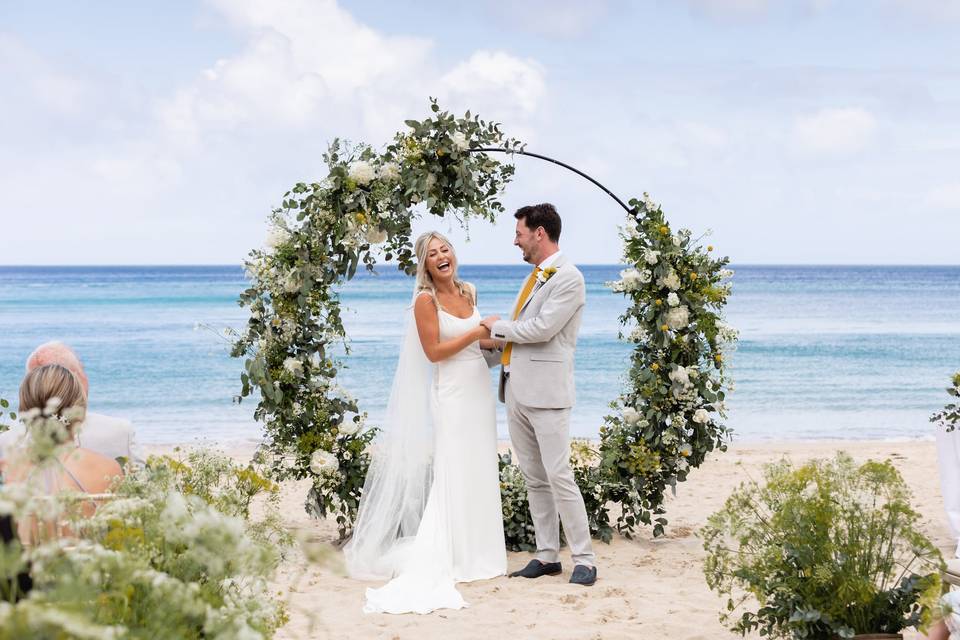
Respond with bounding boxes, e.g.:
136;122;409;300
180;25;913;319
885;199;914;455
689;272;698;280
655;299;663;306
659;225;669;234
715;354;723;363
651;363;660;371
437;149;445;157
707;245;714;251
355;212;367;224
660;324;669;332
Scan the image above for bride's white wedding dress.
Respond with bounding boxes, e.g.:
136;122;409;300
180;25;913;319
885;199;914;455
346;299;506;614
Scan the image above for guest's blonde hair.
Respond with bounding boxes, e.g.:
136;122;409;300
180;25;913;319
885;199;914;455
414;231;473;306
25;341;89;396
19;364;88;432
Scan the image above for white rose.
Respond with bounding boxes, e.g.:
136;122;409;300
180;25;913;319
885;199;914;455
283;357;304;377
378;161;400;182
309;449;339;476
264;227;290;252
338;420;360;436
451;131;469;151
658;270;681;291
643;248;660;265
622;406;642;426
672;234;682;247
693;409;710;424
365;227;388;244
667;292;679;307
629;327;649;343
639;269;652;284
666;305;690;330
348;160;375;186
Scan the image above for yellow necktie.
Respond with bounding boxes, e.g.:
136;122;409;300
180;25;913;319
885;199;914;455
501;267;541;366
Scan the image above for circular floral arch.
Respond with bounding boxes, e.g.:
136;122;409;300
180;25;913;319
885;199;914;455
231;100;736;545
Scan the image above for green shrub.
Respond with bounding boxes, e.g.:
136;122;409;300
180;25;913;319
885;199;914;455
701;452;943;639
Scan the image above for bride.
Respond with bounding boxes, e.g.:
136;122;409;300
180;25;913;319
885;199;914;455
344;231;507;614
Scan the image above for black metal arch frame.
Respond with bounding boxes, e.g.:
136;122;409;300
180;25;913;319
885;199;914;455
468;147;636;215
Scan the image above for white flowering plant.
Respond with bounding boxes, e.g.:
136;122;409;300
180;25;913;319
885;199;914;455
601;194;736;537
232;99;523;540
931;371;960;433
0;411;289;638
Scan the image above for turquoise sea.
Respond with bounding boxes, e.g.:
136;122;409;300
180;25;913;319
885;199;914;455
0;265;958;444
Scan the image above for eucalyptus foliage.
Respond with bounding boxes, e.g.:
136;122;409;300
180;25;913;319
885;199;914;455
701;452;943;639
931;371;960;432
234;100;735;544
0;411;288;639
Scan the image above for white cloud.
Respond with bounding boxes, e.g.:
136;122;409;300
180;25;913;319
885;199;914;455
925;184;960;209
792;107;878;154
157;0;546;147
484;0;613;38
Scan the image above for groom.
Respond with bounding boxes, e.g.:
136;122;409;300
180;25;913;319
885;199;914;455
481;203;597;587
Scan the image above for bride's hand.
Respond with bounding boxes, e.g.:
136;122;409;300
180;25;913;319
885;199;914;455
476;323;492;340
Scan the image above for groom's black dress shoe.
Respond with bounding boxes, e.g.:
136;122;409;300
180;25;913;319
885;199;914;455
569;565;597;586
509;560;562;579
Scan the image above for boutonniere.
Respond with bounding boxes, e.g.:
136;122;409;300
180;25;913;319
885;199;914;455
536;267;558;284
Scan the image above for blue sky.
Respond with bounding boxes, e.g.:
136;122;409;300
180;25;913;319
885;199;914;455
2;0;959;265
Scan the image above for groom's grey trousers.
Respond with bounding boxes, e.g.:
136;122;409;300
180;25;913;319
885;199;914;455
505;378;596;567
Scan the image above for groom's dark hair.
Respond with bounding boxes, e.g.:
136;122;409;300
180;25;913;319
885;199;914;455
515;203;561;243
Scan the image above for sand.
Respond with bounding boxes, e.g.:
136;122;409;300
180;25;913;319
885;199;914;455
146;439;955;640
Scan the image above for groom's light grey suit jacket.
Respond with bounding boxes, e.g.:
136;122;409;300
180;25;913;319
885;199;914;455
490;253;586;409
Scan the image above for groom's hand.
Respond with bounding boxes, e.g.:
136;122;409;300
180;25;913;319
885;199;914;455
480;315;500;331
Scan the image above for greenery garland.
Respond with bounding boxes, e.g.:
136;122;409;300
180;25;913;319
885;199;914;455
232;100;735;544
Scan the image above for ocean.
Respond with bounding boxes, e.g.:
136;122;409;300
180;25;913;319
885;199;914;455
0;265;958;444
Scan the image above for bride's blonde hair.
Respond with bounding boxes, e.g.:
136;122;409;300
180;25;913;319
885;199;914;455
414;231;474;306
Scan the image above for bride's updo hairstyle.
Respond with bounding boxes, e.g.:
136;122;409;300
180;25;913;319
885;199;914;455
19;364;88;433
413;231;474;306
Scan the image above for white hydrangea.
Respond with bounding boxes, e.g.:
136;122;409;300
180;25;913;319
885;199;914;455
282;272;301;294
619;268;644;291
643;248;660;265
264;227;290;252
451;131;469;151
658;270;681;291
622;406;642;425
348;160;376;185
282;357;304;377
668;365;691;388
693;408;710;424
628;326;649;343
667;292;680;307
309;449;339;476
666;305;690;330
378;161;400;182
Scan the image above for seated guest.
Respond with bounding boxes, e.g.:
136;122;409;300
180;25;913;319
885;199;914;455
4;365;122;542
0;341;143;468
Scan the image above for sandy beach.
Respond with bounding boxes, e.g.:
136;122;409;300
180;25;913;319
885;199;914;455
145;439;954;640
